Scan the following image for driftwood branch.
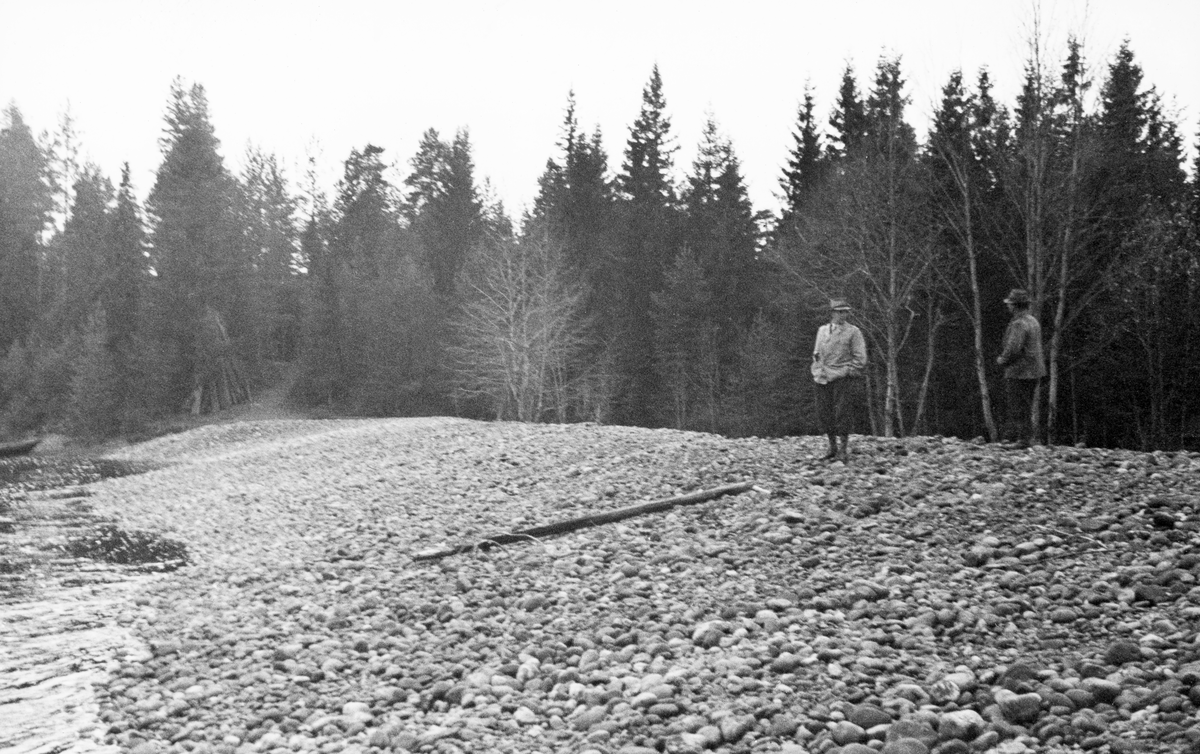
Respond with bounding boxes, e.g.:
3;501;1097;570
413;481;755;562
0;438;40;458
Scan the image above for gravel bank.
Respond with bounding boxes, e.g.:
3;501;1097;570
48;419;1200;753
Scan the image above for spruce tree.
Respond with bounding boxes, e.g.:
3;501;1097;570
1095;41;1187;228
682;116;760;359
332;144;396;279
0;104;51;354
442;129;487;280
864;57;917;161
529;92;616;283
238;147;299;361
969;67;1015;237
44;167;114;335
404;128;487;297
298;218;344;405
1011;55;1057;309
613;65;681;425
828;64;868;160
146;79;247;410
620;66;676;208
528;93;576;238
104;164;146;420
618;65;679;280
779;83;824;222
240;147;297;283
529;156;566;239
1065;41;1189;447
324;144;398;405
651;249;718;430
1190;129;1200;231
45;107;82;235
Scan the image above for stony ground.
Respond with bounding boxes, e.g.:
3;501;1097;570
4;417;1200;754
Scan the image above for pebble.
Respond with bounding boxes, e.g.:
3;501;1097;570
514;706;539;724
1080;678;1121;703
837;744;879;754
927;679;959;704
831;720;867;745
995;689;1042;724
574;706;608;731
718;715;754;744
1049;607;1077;623
771;652;803;673
937;709;985;741
695;725;722;748
887;718;937;748
847;703;891;729
1104;640;1143;665
881;738;930;754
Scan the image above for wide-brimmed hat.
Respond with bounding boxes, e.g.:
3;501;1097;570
1003;288;1031;305
829;299;852;311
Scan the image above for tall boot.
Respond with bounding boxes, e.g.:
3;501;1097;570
821;434;838;461
837;435;850;463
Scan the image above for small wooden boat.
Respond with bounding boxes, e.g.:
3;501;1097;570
0;438;39;458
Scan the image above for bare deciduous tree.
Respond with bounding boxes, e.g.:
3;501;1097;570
776;156;934;437
926;69;1003;441
449;234;593;422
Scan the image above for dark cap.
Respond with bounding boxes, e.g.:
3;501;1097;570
829;298;852;311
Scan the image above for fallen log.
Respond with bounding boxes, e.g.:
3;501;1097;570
0;438;39;458
413;481;755;561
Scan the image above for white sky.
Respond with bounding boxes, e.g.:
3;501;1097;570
2;0;1197;219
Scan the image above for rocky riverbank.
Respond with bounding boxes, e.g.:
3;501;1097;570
4;418;1200;754
1;455;179;754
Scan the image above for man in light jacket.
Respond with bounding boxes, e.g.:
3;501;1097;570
812;299;867;462
996;288;1046;448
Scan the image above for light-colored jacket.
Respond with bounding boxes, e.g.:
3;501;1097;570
811;322;867;384
998;312;1046;380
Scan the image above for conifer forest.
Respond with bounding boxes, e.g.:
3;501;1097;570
1;39;1198;451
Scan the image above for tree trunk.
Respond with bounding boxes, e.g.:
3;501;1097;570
912;299;942;434
1047;265;1067;445
1048;111;1081;445
962;184;998;441
864;366;880;436
884;318;900;437
413;481;755;561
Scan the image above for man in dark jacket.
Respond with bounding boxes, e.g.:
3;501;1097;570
996;288;1046;447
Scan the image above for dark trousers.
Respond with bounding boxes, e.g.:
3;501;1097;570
1004;378;1040;444
815;378;852;438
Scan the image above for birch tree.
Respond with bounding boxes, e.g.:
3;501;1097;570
926;69;1005;440
450;235;592;422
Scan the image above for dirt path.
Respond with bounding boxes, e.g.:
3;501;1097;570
215;362;311;423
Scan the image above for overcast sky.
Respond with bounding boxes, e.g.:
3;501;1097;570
2;0;1197;219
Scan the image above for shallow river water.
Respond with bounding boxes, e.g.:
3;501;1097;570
1;457;174;753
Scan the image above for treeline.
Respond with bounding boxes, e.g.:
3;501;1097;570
1;38;1198;450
